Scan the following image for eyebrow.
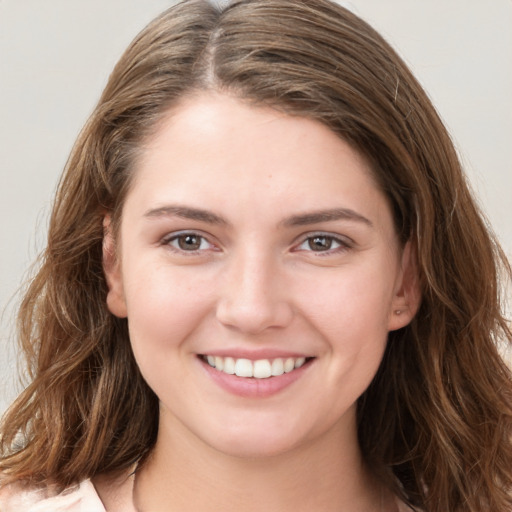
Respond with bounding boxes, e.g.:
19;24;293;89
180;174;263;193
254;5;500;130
143;205;372;228
280;208;373;228
144;205;229;225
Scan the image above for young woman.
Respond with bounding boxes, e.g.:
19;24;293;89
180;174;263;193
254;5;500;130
1;1;511;511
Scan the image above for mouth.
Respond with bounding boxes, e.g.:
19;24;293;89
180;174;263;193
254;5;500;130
200;354;314;379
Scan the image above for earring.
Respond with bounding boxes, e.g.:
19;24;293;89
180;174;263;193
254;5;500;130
394;310;402;315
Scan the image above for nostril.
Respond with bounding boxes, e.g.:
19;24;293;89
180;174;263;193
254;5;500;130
216;299;293;334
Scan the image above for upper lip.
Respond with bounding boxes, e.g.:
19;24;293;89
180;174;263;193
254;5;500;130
198;348;313;361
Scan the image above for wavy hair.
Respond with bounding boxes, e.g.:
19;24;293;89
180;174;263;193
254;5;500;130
1;1;511;510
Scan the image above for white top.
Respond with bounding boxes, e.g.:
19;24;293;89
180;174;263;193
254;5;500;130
0;480;106;512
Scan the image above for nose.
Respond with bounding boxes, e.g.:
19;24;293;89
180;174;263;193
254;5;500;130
215;251;294;335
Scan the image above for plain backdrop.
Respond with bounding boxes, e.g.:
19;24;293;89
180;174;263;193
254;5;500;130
1;0;511;415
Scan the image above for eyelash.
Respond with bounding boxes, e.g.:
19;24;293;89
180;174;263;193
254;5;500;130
162;230;353;256
293;232;353;255
162;231;216;254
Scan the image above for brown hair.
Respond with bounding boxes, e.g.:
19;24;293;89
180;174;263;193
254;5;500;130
1;1;511;510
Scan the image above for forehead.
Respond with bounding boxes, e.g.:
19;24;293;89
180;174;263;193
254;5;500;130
136;93;375;181
126;92;391;231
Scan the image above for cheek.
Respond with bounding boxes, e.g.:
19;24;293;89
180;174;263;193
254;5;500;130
123;268;217;403
293;261;396;398
122;264;214;357
297;262;396;338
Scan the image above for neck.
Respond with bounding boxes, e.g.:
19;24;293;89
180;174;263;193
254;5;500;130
132;408;387;512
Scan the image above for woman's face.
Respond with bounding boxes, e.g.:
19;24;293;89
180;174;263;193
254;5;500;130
105;93;418;458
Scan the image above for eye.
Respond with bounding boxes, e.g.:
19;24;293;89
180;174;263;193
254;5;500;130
295;233;351;253
164;232;214;252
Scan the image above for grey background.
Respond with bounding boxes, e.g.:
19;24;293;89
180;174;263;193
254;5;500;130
1;0;511;415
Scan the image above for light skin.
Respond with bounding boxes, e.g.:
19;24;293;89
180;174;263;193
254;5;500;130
99;92;420;511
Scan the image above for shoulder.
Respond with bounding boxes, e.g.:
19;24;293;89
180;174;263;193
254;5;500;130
92;468;136;512
396;499;417;512
0;479;105;512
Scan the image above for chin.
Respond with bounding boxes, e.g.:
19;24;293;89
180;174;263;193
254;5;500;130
198;418;316;460
211;435;300;460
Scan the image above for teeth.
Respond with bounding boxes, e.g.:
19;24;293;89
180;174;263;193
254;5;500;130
253;359;272;379
223;357;235;374
235;358;253;377
294;357;306;368
204;355;308;379
271;358;284;376
284;358;295;373
214;356;224;371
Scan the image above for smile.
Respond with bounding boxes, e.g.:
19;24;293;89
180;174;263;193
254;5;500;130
202;355;309;379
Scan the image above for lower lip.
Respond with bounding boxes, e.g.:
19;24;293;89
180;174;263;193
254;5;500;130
199;357;313;398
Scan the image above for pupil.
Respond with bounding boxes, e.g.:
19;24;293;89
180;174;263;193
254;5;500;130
179;235;200;250
310;236;331;251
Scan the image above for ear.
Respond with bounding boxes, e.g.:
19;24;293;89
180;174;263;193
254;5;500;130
103;215;128;318
388;240;421;331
